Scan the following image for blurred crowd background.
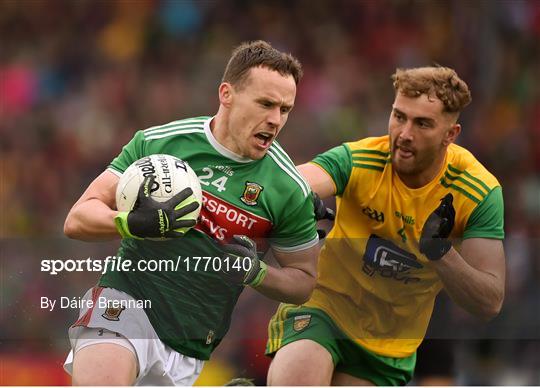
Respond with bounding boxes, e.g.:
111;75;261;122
1;0;539;385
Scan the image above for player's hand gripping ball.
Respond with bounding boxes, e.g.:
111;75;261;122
114;154;202;239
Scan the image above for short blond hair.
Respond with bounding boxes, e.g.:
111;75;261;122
392;66;472;113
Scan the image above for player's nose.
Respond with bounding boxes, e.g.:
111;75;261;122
399;120;414;141
266;107;281;128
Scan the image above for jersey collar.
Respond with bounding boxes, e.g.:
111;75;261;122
204;117;254;163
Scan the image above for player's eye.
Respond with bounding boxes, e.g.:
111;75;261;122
260;101;273;108
280;107;291;114
394;112;405;122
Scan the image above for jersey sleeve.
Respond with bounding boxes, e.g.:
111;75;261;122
107;130;146;176
463;186;505;240
270;191;319;252
310;144;352;196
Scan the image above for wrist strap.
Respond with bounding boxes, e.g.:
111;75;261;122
427;240;452;261
249;261;268;287
114;212;140;239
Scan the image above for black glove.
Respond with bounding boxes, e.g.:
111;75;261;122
220;235;267;286
115;175;200;239
419;193;456;260
313;192;335;221
313;192;335;239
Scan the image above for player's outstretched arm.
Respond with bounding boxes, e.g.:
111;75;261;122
297;163;335;199
431;239;505;321
255;245;319;305
64;170;122;241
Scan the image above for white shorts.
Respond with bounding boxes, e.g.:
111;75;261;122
64;287;204;386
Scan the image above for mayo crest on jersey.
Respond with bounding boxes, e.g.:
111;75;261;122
99;116;318;360
305;135;504;358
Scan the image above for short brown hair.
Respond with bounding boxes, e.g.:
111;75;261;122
222;40;303;89
392;66;472;114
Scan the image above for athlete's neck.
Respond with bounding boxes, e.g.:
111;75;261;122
210;112;239;154
397;152;447;189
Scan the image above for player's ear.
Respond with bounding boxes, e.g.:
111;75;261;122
443;123;461;146
219;83;233;107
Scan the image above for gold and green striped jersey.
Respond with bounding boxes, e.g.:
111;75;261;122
305;135;504;358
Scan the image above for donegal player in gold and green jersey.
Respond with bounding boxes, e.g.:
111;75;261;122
267;66;505;386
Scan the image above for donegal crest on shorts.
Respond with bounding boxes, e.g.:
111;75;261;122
102;306;125;321
293;314;311;332
241;182;263;206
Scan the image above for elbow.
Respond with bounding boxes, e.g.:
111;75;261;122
286;292;312;306
63;214;79;239
480;306;501;322
289;290;313;305
490;298;504;320
286;276;316;305
478;294;505;322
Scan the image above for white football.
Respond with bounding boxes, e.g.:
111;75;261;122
115;154;202;226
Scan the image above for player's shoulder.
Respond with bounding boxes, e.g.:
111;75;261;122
265;141;311;199
346;135;391;154
141;116;210;141
446;143;500;188
443;143;501;204
346;135;391;173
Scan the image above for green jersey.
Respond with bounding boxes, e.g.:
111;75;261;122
99;116;318;360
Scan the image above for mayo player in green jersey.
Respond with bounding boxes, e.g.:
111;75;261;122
63;41;320;385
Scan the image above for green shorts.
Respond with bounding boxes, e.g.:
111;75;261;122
266;305;416;386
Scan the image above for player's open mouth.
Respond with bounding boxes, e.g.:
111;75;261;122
254;132;274;149
396;145;415;159
398;149;414;158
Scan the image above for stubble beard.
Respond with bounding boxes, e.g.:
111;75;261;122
392;145;444;182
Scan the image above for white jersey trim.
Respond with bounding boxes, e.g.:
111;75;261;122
203;117;253;163
271;234;319;252
144;120;207;137
107;167;123;177
271;142;311;194
143;116;208;135
145;128;205;141
266;149;309;197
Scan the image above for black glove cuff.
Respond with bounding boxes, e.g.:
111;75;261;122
425;240;452;261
